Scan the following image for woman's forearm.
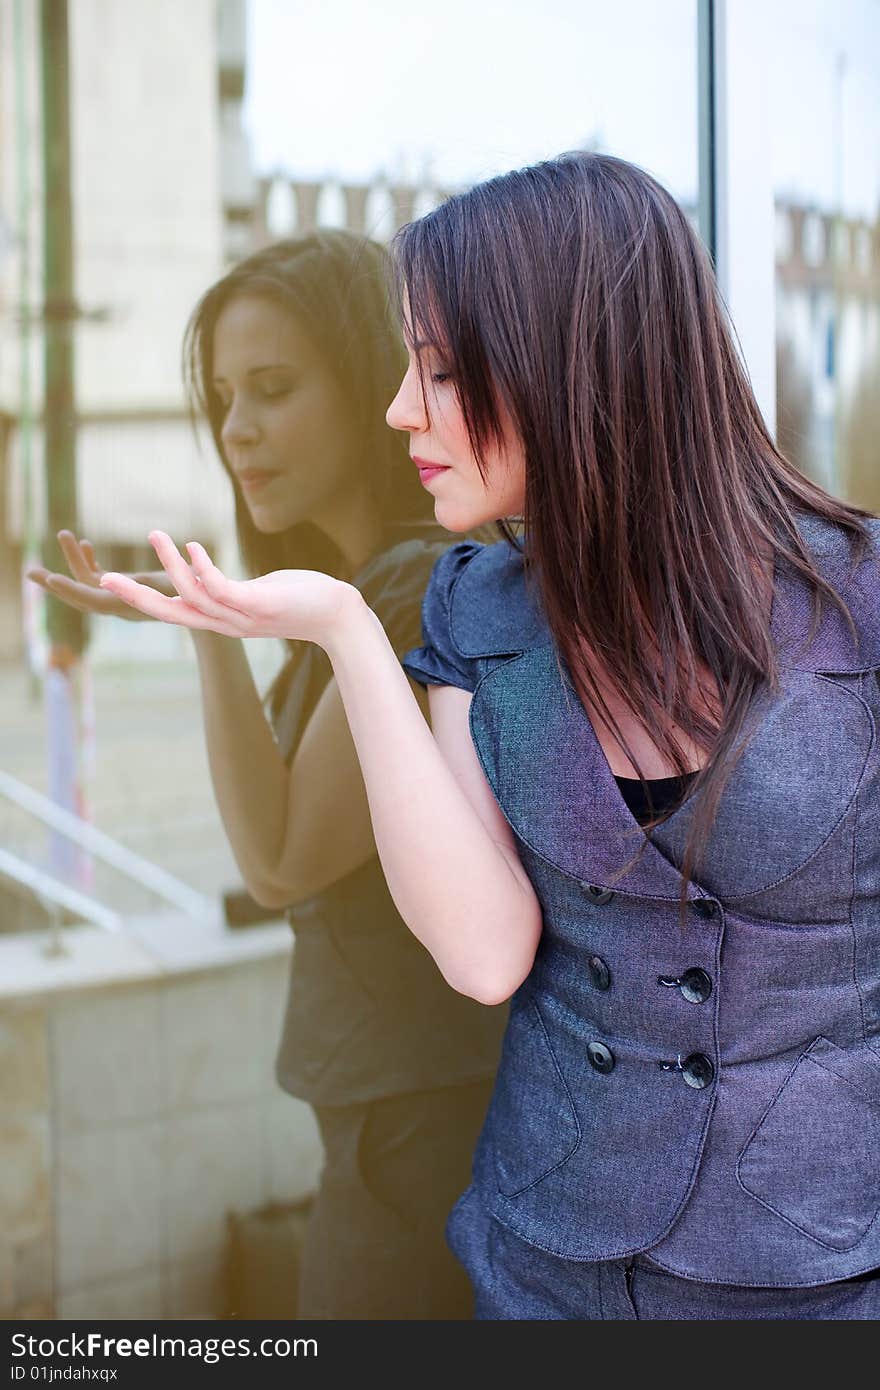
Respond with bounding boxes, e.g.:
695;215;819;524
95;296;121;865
190;631;291;902
323;593;542;1004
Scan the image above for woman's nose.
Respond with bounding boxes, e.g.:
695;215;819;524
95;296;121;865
221;404;260;447
386;366;426;433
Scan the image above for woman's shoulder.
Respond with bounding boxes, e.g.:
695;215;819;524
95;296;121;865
400;535;549;692
457;542;546;657
793;510;880;575
779;510;880;673
425;537;549;660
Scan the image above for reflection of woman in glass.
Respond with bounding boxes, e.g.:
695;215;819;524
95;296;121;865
28;232;504;1320
68;154;880;1319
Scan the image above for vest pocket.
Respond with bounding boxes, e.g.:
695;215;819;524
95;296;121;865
736;1035;880;1251
489;995;581;1197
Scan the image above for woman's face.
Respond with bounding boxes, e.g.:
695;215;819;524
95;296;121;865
384;311;526;533
212;294;365;535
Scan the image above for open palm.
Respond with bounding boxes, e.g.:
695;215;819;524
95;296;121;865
98;531;356;644
26;530;174;621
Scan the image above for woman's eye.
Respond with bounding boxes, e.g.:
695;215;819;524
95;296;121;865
431;371;453;385
261;383;292;400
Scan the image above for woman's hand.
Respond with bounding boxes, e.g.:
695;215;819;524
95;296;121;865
26;531;174;622
98;531;361;646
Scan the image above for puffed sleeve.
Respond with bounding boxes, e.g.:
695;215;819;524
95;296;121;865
400;540;484;692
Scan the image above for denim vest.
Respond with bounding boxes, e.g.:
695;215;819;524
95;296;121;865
401;512;880;1285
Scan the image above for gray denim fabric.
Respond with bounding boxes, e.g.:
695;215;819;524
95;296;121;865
402;512;880;1289
446;1185;880;1319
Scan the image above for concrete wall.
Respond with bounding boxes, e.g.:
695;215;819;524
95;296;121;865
0;932;323;1320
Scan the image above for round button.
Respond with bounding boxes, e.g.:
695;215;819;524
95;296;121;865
584;884;615;906
691;899;717;919
588;955;612;991
681;1053;715;1089
587;1041;615;1074
679;968;712;1004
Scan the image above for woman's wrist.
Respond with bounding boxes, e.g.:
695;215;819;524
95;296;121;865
319;583;375;663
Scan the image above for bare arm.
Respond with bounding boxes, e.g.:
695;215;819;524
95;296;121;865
191;630;429;908
323;597;543;1004
100;535;544;1004
31;533;390;906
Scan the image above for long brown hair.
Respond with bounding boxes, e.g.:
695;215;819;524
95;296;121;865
390;150;877;916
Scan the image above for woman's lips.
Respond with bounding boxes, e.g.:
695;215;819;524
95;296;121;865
237;469;279;493
413;458;451;486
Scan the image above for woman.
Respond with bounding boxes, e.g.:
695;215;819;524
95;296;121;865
29;232;505;1319
87;154;880;1319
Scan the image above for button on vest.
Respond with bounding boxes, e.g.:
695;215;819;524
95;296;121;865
587;1041;615;1074
658;968;713;1004
588;955;612;991
583;884;615;905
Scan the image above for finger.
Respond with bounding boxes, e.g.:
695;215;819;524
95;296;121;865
185;542;254;618
132;572;175;594
100;572;248;633
79;540;102;577
148;531;234;620
58;531;99;585
26;568;50;587
44;573;126;614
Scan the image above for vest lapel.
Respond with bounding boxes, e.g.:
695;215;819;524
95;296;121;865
469;645;702;900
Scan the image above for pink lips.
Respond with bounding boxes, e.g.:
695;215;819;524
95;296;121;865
412;457;451;486
237;468;279;493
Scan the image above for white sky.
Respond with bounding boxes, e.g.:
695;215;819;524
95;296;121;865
244;0;880;220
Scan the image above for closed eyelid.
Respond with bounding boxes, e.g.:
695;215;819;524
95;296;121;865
214;376;292;400
212;366;295;387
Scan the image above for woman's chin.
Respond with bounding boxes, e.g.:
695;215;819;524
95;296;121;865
246;506;302;536
433;499;484;534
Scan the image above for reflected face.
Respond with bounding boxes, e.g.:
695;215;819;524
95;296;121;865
212;295;364;534
384;308;526;533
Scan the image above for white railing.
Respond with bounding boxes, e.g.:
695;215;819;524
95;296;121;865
0;767;218;929
0;846;122;933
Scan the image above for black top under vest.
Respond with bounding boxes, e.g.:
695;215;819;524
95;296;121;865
614;771;698;825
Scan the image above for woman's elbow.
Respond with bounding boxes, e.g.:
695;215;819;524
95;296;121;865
469;961;534;1007
466;977;521;1007
241;876;293;912
446;932;540;1006
447;971;527;1007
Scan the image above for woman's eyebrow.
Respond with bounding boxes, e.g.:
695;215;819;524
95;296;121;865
401;319;439;353
403;333;440;354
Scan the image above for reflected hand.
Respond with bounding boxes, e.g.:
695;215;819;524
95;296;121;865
26;530;174;622
98;531;358;644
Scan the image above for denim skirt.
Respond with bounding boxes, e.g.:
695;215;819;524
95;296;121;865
446;1186;880;1320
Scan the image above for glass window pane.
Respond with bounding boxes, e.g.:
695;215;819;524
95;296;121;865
245;0;699;228
768;0;880;505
